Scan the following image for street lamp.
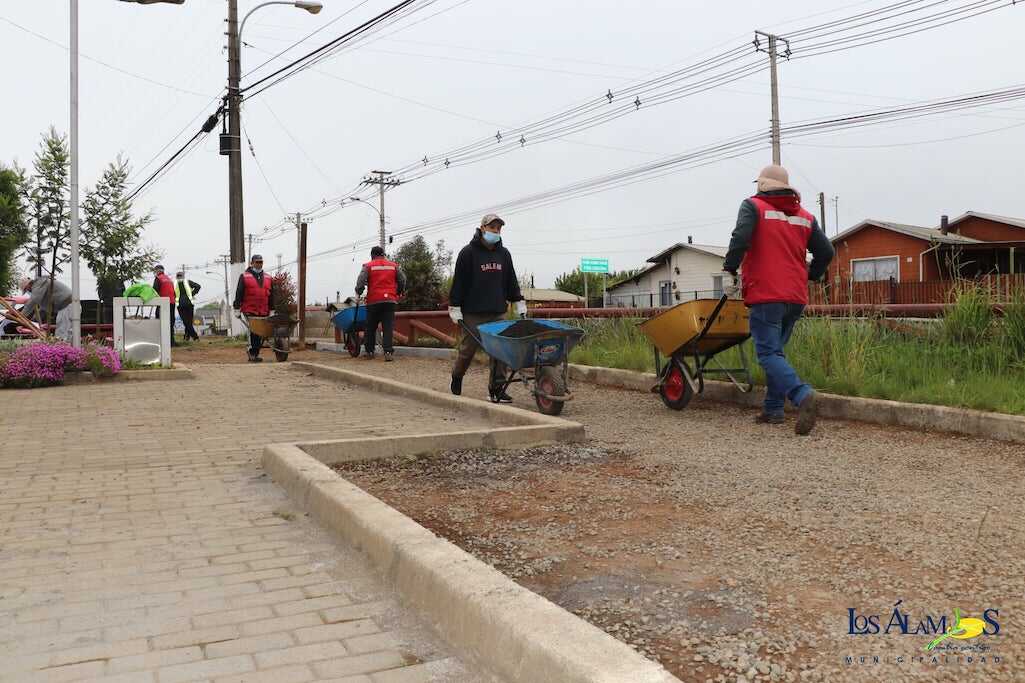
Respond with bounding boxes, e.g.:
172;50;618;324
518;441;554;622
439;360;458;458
239;2;323;41
347;197;383;219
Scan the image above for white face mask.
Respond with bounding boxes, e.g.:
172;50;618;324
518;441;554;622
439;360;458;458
252;267;263;274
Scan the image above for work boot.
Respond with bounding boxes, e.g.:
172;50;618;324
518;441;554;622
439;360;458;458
450;375;463;396
490;389;513;403
384;352;394;362
795;391;819;436
754;413;784;425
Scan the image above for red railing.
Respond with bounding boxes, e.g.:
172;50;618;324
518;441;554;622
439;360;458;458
809;275;1025;306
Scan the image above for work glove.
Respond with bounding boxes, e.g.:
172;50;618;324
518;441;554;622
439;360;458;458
448;306;463;324
723;271;741;298
515;300;528;318
233;309;242;319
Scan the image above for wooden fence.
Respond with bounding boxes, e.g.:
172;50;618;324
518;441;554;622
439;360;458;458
809;275;1025;305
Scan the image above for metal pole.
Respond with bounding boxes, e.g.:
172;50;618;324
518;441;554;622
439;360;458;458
298;220;307;349
69;0;81;348
221;254;230;329
583;272;588;308
603;272;607;308
295;211;301;270
377;171;386;250
227;0;245;265
246;233;254;263
768;34;781;165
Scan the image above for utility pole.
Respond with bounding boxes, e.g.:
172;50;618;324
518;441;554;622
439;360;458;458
225;0;246;283
246;233;255;264
583;272;588;308
216;254;231;329
295;211;301;270
363;171;402;249
832;196;840;236
754;31;790;165
276;253;283;272
297;220;308;350
817;191;827;234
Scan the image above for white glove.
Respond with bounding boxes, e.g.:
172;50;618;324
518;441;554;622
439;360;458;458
723;272;740;297
233;309;242;319
515;300;528;318
448;306;463;324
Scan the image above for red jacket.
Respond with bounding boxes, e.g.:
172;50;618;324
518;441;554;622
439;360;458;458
741;194;816;306
240;271;272;316
154;272;176;306
363;258;399;305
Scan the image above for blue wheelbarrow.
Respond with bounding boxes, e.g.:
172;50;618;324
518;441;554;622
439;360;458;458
462;318;585;415
331;302;368;358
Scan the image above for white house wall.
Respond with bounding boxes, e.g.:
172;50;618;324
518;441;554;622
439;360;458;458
607;249;725;307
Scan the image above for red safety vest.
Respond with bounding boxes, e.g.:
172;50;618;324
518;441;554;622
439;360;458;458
155;272;176;306
240;271;272;316
741;195;816;306
363;258;399;305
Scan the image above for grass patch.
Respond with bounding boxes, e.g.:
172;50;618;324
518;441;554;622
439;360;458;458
567;288;1025;416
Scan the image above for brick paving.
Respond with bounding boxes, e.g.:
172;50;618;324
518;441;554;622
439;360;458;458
0;364;491;683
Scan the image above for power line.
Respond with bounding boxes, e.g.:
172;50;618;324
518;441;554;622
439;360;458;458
242;124;288;215
0;15;209;97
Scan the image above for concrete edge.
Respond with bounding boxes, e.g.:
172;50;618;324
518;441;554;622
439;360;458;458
62;365;195;385
299;427;583;465
291;361;582;435
262;442;680;683
567;363;1025;444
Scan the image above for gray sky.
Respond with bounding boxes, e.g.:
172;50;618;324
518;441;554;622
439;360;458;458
3;0;1024;305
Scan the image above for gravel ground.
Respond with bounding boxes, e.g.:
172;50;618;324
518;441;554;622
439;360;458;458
313;352;1025;683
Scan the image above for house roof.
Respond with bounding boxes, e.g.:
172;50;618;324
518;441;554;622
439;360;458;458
522;288;584;302
646;242;729;264
948;211;1025;230
832;219;980;245
606;262;663;291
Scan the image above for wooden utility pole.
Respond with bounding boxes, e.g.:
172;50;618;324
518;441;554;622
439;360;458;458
755;31;789;165
363;171;402;249
297;220;308;350
225;0;245;265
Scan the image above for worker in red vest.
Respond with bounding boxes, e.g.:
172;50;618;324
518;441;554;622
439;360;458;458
232;254;274;362
722;165;834;435
354;246;406;361
152;264;178;346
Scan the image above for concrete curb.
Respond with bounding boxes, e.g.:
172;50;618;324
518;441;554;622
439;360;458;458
64;365;194;384
315;342;455;361
567;363;1025;444
262;442;680;683
291;361;583;437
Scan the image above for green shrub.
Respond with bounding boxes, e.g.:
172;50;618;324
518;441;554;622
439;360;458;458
943;281;994;346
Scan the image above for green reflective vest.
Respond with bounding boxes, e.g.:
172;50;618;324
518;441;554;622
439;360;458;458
174;279;194;304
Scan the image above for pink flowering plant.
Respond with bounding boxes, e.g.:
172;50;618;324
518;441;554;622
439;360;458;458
0;341;121;388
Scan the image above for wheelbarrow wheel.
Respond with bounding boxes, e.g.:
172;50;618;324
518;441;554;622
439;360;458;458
344;331;362;357
534;366;566;416
660;361;694;411
273;336;290;363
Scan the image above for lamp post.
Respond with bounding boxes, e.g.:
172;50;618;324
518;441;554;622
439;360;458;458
346;196;386;248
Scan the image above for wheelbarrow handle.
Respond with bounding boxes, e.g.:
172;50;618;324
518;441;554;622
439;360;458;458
458;319;483;347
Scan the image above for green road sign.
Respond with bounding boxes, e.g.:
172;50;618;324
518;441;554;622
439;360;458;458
580;258;609;273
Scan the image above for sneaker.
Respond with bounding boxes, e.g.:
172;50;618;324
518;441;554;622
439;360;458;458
795;391;819;436
754;413;784;425
450;375;463;396
362;351;375;360
491;390;513;403
384;352;394;362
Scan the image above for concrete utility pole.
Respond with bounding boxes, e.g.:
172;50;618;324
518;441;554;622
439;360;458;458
297;220;308;349
246;233;255;264
818;191;827;234
276;253;283;272
832;196;840;236
754;31;790;165
226;0;245;268
363;171;402;249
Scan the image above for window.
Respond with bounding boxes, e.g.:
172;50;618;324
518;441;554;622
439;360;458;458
712;275;724;298
851;256;899;282
659;280;672;306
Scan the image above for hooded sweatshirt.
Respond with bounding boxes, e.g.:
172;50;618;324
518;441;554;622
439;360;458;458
449;231;524;315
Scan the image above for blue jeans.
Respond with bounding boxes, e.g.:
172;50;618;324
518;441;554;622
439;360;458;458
748;303;812;417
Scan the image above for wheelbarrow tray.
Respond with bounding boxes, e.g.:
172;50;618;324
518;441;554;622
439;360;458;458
246;314;297;338
477;319;584;371
332;306;367;333
638;298;749;357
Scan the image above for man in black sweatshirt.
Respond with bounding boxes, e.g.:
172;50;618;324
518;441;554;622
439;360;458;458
448;213;526;401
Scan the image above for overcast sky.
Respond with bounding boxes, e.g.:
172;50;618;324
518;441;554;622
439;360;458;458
3;0;1024;304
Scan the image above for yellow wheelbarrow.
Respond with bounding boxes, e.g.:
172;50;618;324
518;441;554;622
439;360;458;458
638;293;753;410
240;313;297;362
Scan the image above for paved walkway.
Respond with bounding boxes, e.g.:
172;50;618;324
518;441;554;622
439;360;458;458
0;364;490;683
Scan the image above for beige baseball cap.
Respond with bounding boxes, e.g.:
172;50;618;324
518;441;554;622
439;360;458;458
754;164;794;193
480;213;505;227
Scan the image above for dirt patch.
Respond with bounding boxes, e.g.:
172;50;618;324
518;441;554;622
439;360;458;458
335;441;1022;683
